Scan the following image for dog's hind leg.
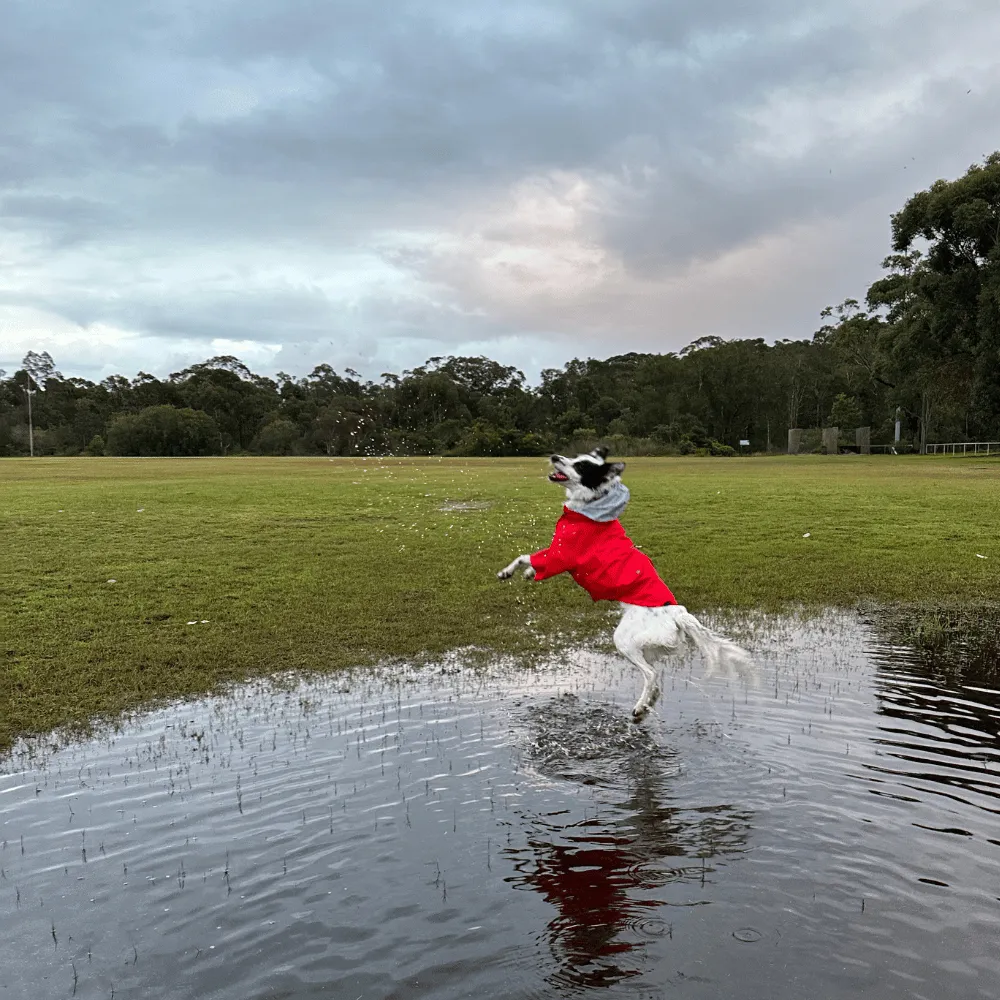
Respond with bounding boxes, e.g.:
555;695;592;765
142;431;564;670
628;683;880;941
630;650;659;721
614;614;659;721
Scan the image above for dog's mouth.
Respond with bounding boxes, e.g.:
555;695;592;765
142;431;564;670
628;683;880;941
548;470;570;483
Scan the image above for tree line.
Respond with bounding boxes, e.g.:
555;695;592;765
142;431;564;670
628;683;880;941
2;154;998;458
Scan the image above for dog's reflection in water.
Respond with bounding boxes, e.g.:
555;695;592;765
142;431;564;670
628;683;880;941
504;696;751;989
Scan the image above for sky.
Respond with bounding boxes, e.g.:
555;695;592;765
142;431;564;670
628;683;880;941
1;0;998;386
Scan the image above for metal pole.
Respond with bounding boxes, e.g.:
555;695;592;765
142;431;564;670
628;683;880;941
26;379;34;458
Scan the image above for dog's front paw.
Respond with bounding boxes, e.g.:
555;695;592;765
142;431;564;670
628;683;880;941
522;566;536;580
498;555;530;581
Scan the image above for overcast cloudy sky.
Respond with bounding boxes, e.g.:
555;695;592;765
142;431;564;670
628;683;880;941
1;0;998;384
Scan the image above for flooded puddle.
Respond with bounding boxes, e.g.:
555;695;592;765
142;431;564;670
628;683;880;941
2;612;999;998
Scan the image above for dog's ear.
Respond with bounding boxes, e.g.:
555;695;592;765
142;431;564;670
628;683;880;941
607;461;625;477
592;446;609;459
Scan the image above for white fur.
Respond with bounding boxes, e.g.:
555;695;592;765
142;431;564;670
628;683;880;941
497;554;535;580
498;451;754;721
612;603;752;719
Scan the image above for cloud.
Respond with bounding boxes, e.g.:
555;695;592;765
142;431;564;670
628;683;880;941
1;0;999;383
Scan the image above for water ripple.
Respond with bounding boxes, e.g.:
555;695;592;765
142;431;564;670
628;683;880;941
1;613;999;998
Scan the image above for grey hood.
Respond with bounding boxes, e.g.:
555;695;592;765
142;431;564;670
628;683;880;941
566;480;630;522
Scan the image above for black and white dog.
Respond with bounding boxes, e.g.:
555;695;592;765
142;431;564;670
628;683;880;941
497;449;752;720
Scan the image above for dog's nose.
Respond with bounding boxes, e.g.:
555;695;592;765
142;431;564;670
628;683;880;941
550;455;560;462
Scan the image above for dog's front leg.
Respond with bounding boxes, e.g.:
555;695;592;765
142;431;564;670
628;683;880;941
497;554;535;580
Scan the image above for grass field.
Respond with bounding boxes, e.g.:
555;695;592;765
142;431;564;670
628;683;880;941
2;454;999;752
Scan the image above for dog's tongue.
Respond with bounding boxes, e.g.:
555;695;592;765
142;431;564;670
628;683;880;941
549;471;569;482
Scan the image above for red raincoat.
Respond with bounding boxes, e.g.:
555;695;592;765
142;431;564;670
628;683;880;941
530;507;676;607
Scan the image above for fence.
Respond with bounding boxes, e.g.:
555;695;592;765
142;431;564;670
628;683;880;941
924;441;1000;455
789;434;999;456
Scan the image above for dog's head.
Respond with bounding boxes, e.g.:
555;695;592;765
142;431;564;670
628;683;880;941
548;448;626;503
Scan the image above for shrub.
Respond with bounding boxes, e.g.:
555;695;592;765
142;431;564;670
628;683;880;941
709;440;737;456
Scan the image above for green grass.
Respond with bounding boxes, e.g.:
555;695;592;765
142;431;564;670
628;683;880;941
2;454;999;752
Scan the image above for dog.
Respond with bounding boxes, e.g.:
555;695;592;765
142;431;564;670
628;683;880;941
497;448;752;720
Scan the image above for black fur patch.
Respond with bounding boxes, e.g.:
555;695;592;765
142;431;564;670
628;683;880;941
574;460;616;489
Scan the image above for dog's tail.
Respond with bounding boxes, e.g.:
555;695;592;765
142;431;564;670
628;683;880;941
671;605;754;681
